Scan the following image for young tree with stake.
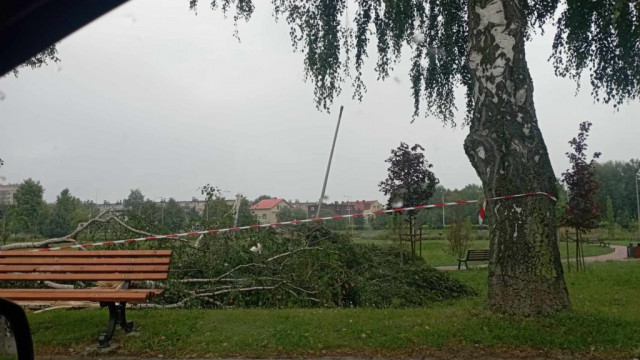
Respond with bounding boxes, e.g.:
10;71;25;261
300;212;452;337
561;121;601;271
379;143;439;257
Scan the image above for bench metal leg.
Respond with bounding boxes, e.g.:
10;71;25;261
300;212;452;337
119;303;134;333
98;302;134;347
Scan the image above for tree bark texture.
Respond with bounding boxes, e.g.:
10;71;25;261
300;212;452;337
464;0;571;315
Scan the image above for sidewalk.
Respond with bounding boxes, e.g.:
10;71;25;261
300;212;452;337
435;244;631;271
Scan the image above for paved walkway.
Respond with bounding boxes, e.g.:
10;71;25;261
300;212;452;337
436;244;631;271
583;244;628;262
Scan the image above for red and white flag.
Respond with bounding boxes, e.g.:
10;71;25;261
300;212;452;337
478;199;487;225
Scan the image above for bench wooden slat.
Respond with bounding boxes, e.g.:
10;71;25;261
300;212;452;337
0;289;163;302
35;289;161;293
0;265;169;273
0;272;169;281
465;250;490;257
0;250;172;257
1;292;149;302
0;288;163;295
0;257;171;265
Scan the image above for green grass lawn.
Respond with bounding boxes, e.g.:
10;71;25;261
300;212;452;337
28;261;640;359
576;227;639;243
353;238;615;267
610;240;640;246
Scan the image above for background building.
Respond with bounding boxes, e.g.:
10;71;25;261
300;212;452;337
251;198;292;224
0;184;19;205
346;200;384;216
306;200;383;218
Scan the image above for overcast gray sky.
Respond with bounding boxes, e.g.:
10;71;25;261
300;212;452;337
1;0;638;204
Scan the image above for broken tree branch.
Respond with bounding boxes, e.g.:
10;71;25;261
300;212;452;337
194;233;205;248
43;281;74;289
213;263;267;282
137;285;279;309
266;246;325;262
0;238;76;251
0;209;190;251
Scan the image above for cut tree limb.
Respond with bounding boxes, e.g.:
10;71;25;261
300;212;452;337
0;238;76;251
42;281;74;289
137;285;279;308
0;210;187;251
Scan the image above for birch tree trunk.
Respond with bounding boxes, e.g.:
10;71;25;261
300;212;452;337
464;0;571;316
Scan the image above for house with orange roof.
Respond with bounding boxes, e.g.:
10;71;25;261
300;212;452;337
250;198;293;224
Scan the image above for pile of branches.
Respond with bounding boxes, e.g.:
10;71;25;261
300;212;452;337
0;211;475;308
136;226;476;309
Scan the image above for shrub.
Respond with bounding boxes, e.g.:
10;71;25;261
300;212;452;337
446;218;472;258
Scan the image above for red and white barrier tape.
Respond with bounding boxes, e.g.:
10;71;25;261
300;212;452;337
33;191;556;251
478;199;487;225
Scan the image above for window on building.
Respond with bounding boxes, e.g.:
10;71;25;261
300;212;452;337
262;214;267;219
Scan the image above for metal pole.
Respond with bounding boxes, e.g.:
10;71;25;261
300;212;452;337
155;197;165;225
636;169;640;241
441;193;445;227
317;105;344;218
344;195;352;235
1;210;5;245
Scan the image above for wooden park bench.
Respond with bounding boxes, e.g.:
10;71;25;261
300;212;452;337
584;235;610;247
0;249;172;347
458;249;490;270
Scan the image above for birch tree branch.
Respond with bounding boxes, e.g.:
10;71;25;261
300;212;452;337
213;263;266;282
0;238;76;251
194;234;205;248
266;247;325;262
137;285;279;308
0;210;188;251
42;281;74;289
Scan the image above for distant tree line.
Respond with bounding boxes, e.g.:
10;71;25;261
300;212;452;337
593;159;640;229
370;184;485;231
0;179;100;242
0;180;259;242
2;159;637;240
556;158;640;232
372;157;640;232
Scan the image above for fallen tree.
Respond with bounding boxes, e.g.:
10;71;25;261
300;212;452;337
0;210;186;251
136;226;476;309
1;211;474;308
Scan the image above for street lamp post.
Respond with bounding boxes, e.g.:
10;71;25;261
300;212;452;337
344;195;352;235
154;197;165;225
1;209;5;245
442;191;445;228
161;198;165;225
636;169;640;241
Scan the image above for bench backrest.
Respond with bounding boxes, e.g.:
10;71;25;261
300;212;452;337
466;249;490;261
0;250;172;282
